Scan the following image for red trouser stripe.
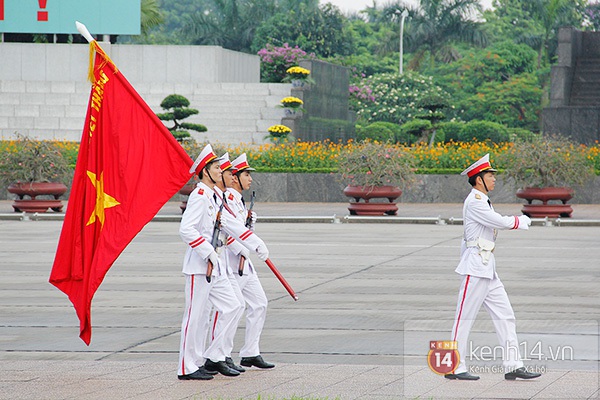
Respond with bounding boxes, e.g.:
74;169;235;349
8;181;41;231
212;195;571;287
453;275;471;342
212;311;219;341
180;275;195;375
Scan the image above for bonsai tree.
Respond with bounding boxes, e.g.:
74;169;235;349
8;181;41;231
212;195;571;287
414;92;450;145
497;133;595;189
156;94;207;142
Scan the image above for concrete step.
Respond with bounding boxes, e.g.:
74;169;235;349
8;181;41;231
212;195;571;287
573;73;600;83
575;57;600;65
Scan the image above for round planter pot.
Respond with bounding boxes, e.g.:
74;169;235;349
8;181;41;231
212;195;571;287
516;187;574;218
178;183;195;213
7;182;67;213
343;185;402;216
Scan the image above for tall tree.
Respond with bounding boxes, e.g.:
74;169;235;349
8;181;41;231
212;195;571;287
396;0;487;69
182;0;278;52
251;3;354;57
141;0;165;35
485;0;586;68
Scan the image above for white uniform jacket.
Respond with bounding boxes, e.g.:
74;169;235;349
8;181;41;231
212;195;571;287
455;188;522;279
224;188;257;276
179;183;264;275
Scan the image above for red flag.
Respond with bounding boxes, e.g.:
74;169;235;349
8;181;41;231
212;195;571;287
49;42;193;345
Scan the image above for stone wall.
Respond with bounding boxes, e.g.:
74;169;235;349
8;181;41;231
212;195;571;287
543;27;600;145
282;60;355;142
246;173;600;204
3;173;599;203
0;42;264;142
0;42;260;84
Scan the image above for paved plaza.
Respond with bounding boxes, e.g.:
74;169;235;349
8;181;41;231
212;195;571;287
0;201;598;399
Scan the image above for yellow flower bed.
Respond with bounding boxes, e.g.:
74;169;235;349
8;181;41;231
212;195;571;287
2;138;599;175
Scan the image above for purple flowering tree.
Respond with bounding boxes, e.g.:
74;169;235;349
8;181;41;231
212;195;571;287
257;43;315;82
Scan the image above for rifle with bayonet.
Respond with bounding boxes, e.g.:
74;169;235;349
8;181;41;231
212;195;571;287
238;191;255;276
206;196;225;283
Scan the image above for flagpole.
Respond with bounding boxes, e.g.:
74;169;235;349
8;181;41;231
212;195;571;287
75;21;95;44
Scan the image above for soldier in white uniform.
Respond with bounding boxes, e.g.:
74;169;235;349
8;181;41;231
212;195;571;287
445;154;541;381
228;153;275;369
210;153;249;373
177;144;269;380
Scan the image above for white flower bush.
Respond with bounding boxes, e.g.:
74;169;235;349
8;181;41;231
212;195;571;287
355;72;452;125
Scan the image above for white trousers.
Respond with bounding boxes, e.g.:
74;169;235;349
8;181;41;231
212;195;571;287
212;273;245;358
178;273;243;375
451;274;524;374
212;272;268;358
235;272;268;358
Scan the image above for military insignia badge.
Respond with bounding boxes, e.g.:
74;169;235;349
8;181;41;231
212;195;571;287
228;193;234;201
198;188;204;195
475;194;481;200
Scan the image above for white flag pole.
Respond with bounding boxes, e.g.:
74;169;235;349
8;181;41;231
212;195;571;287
75;21;95;44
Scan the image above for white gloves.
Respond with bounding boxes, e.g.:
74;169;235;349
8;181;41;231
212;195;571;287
249;211;257;231
517;215;531;230
239;246;250;259
256;243;269;261
218;215;226;230
207;251;219;267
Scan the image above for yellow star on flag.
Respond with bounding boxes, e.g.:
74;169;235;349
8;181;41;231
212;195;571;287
86;171;120;227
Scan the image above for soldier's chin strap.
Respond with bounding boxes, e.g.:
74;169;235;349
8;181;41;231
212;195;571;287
236;172;247;191
480;173;490;193
206;169;218;185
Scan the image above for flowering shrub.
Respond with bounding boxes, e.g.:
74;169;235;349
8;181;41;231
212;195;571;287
354;71;453;125
257;44;315;83
246;140;342;172
0;134;73;187
348;84;376;112
496;134;596;188
338;141;416;188
2;139;598;185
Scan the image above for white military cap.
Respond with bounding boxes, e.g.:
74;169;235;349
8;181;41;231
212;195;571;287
189;144;222;174
461;153;498;178
231;153;255;173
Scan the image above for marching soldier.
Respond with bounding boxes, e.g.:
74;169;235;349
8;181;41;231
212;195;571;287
445;154;541;381
227;153;275;369
177;144;268;381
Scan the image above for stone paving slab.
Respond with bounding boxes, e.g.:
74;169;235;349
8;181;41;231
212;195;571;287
0;216;598;399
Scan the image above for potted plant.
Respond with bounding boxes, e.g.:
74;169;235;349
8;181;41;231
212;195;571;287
284;66;315;88
0;134;73;213
496;133;596;218
338;141;416;216
266;124;293;144
279;96;305;116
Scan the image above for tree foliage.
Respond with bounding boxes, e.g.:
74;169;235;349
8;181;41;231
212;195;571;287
251;3;354;57
399;0;488;68
156;94;207;142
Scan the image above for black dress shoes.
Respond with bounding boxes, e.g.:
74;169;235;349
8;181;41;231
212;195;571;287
444;372;480;380
505;367;541;380
204;359;241;376
198;366;218;375
226;356;246;373
240;355;275;369
178;368;214;380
